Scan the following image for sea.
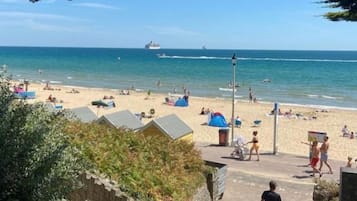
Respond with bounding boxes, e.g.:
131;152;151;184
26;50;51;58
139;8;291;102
1;46;357;110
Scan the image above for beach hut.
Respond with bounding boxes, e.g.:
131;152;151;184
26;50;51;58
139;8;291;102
140;114;193;142
96;109;144;131
70;106;98;123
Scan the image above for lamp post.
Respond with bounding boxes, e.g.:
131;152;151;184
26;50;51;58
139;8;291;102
231;53;237;146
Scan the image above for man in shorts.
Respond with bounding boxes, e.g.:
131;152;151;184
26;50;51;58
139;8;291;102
319;136;333;174
311;141;322;177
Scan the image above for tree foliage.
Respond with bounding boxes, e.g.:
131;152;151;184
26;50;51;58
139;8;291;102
320;0;357;21
66;122;206;201
0;79;86;201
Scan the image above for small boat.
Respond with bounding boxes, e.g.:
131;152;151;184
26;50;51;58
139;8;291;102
202;45;207;50
262;78;271;83
145;41;160;49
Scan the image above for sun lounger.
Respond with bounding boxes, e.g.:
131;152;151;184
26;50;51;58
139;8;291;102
235;119;242;128
253;120;262;127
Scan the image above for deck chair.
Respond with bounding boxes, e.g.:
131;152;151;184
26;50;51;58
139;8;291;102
253;120;262;127
235;119;242;128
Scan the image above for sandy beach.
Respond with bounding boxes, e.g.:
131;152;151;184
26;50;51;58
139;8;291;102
23;82;357;161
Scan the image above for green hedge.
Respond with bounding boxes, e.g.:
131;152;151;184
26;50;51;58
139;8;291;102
66;122;206;201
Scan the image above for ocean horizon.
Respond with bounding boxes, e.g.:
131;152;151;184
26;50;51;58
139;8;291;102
1;46;357;110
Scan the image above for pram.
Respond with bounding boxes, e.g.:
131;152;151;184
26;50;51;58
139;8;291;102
230;135;249;160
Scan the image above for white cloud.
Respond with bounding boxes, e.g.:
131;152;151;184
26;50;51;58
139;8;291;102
0;11;88;33
73;2;120;10
146;26;200;36
0;11;82;21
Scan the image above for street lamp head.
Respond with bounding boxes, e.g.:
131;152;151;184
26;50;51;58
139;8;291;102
232;53;237;66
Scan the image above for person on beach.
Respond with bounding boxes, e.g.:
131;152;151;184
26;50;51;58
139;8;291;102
346;156;353;168
146;90;151;99
247;131;260;161
156;80;161;88
318;136;333;174
261;180;281;201
342;125;349;137
183;85;187;95
249;87;253;102
200;107;205;115
310;141;322;177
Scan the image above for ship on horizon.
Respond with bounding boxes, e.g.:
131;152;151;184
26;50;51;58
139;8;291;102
145;41;160;49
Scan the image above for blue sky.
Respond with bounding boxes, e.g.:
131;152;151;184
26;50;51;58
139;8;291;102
0;0;356;50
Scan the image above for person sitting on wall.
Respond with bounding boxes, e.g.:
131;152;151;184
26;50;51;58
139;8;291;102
200;107;205;115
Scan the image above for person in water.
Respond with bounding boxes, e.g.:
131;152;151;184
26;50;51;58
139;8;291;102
247;130;260;161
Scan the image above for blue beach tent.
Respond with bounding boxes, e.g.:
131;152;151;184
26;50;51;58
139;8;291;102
208;113;228;127
174;98;188;107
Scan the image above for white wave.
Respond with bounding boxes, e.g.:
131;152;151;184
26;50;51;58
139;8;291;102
307;94;342;100
67;76;72;79
158;55;229;60
49;80;62;84
221;94;242;98
63;85;87;89
307;94;319;98
321;95;341;100
240;57;357;63
158;54;357;63
219;87;237;92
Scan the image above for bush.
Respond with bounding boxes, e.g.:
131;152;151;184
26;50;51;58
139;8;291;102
0;80;86;201
313;179;339;201
66;122;206;201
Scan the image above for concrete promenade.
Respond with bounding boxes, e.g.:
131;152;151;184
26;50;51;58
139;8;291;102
197;144;345;201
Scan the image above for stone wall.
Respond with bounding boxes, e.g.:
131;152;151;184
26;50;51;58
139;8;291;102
68;173;134;201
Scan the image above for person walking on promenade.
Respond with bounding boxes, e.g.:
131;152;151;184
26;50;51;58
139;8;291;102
318;136;333;174
346;156;353;168
311;141;322;177
261;180;281;201
247;130;260;161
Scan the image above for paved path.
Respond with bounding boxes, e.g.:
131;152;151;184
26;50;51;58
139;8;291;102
197;144;344;201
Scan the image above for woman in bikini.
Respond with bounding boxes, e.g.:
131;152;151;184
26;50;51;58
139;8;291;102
247;131;260;161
